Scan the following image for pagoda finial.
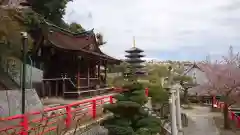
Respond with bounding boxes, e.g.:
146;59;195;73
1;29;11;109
133;36;136;48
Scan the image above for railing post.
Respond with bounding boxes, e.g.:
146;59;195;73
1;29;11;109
228;111;232;119
220;103;223;112
237;116;240;128
65;105;72;128
92;100;97;119
231;112;235;120
21;114;28;135
212;96;216;106
145;88;149;97
109;96;113;104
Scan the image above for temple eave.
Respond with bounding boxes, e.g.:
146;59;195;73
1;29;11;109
47;41;119;63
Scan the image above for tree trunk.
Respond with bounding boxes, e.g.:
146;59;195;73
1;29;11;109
211;96;214;108
223;102;230;129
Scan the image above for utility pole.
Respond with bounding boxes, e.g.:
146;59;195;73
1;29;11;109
21;32;28;114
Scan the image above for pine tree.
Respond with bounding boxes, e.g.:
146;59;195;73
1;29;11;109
102;81;161;135
102;40;161;135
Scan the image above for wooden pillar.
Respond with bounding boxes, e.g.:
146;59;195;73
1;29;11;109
97;61;100;89
104;61;107;85
41;81;45;98
87;64;90;88
77;72;80;91
48;81;51;97
46;81;49;98
77;59;81;91
55;81;58;97
62;79;65;97
97;62;100;78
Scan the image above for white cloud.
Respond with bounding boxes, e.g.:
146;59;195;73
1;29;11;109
64;0;240;61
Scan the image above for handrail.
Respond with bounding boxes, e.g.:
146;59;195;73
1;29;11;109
42;78;71;81
0;88;149;135
42;77;99;89
163;121;172;134
214;99;240;128
0;94;115;135
68;78;77;88
42;78;76;89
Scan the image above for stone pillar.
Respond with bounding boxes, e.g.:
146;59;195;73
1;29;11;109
176;88;183;135
144;97;152;110
170;89;178;135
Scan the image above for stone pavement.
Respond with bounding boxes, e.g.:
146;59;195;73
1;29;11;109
183;106;221;135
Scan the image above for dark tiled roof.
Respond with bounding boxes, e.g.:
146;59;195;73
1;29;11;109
125;47;144;53
183;62;231;75
44;21;96;50
47;30;95;50
41;21;120;63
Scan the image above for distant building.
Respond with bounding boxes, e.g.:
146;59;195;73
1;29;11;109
184;63;208;85
183;62;233;95
145;60;193;66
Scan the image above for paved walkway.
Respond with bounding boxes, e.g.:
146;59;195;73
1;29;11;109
183;106;220;135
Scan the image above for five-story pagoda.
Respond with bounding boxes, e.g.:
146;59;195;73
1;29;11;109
124;37;146;79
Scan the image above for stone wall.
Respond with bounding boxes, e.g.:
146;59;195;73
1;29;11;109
0;89;43;117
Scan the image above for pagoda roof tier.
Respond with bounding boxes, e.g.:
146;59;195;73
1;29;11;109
127;65;145;69
125;54;145;58
125;59;145;63
135;71;146;75
40;21;120;63
125;47;144;53
124;71;146;75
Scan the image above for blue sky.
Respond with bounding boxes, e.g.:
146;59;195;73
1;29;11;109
64;0;240;61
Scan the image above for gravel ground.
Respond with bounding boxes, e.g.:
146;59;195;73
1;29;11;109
183;106;220;135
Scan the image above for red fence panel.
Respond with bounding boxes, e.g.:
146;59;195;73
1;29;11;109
214;99;240;129
65;105;72;128
0;87;149;134
0;95;114;135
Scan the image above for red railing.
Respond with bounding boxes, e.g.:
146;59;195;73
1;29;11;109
213;99;240;128
0;94;115;135
0;88;149;135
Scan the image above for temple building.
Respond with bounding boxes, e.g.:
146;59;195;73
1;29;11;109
0;0;120;98
29;21;120;98
0;18;120;99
